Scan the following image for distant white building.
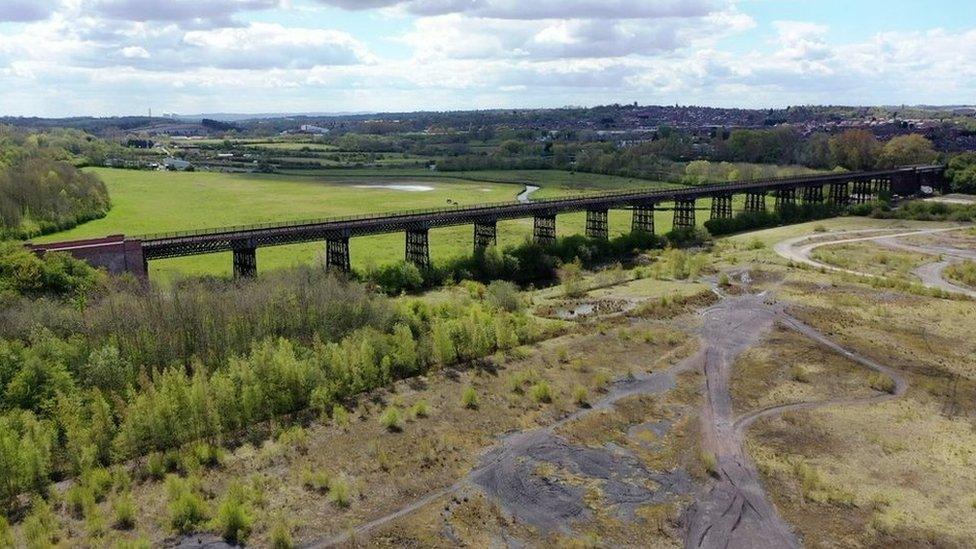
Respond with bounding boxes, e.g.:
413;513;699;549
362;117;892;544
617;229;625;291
300;124;330;134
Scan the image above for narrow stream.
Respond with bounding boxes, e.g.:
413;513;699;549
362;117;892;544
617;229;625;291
516;184;540;203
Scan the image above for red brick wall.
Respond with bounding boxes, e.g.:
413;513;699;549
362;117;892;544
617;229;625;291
28;235;147;278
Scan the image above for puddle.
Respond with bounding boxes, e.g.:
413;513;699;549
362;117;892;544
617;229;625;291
538;299;631;320
353;184;435;192
556;303;596;320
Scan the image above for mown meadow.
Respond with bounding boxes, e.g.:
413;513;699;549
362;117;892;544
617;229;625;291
35;168;702;282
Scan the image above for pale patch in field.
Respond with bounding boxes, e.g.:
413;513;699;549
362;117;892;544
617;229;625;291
352;184;435;192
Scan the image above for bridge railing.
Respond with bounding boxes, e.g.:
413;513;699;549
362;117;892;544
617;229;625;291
137;165;940;243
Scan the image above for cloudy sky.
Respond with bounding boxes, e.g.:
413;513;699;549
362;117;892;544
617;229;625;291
0;0;974;116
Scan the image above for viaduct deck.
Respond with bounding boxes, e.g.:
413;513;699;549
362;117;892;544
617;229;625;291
28;165;946;278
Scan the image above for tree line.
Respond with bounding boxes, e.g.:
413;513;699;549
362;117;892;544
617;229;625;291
0;256;543;511
0;127;112;239
432;127;943;183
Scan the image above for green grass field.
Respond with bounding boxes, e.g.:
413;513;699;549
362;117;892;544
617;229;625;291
278;168;675;195
36;168;715;282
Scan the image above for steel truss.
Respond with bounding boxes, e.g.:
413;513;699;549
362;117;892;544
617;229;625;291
585;209;609;239
534;214;557;246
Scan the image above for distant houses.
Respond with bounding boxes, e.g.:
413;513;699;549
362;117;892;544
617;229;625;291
299;124;330;134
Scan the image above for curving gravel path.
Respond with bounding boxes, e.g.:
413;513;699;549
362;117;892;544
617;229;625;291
774;226;976;298
732;314;907;437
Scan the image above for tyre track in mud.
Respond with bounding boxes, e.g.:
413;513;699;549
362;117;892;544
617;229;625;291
683;283;914;549
682;292;801;549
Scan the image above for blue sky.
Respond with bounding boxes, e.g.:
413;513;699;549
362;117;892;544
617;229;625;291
0;0;974;116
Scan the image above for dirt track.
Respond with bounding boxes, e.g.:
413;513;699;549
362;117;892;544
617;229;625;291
683;274;915;549
308;259;925;547
774;226;976;298
682;292;800;549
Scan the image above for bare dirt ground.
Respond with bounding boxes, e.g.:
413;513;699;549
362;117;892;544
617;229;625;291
35;219;976;548
312;330;704;547
300;228;975;548
305;273;916;549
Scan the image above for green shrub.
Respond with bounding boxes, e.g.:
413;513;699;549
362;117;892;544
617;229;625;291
790;365;811;383
869;373;896;394
0;242;103;298
145;452;168;480
365;260;425;295
189;442;224;469
945;260;976;288
592;370;613;391
572;386;589;407
0;515;12;547
558;259;587;298
83;467;113;502
66;484;95;519
461;386;479;409
270;519;294;549
379;406;402;432
331;404;350;428
409;400;430;419
166;475;208;534
212;483;253;545
328;475;354;509
556;347;570;364
485;280;523;312
699;449;718;478
792;461;854;506
508;369;539;393
300;468;331;494
276;427;309;452
529;382;553;403
113;494;136;530
111;466;132;493
84;505;107;537
22;497;59;549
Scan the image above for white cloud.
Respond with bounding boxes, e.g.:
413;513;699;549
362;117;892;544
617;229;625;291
318;0;720;19
89;0;282;26
181;23;373;69
398;7;744;62
119;45;149;58
0;0;973;115
0;0;61;22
